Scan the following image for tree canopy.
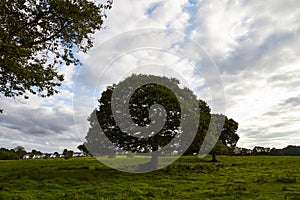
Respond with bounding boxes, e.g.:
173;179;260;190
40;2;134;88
85;74;198;153
0;0;112;102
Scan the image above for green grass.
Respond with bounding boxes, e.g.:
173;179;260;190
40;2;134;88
0;156;299;199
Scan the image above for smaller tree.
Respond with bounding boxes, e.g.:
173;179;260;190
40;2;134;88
211;140;231;162
14;146;27;159
30;149;38;158
54;152;60;158
14;146;25;152
210;115;239;162
63;149;73;159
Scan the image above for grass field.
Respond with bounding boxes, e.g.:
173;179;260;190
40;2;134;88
0;156;299;199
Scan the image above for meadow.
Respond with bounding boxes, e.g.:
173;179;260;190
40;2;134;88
0;156;299;199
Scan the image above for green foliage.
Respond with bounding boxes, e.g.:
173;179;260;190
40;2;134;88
0;147;26;160
184;112;239;158
0;156;299;199
213;140;231;155
0;0;112;99
77;144;89;156
84;109;117;157
0;149;18;160
270;145;300;156
184;99;211;155
218;115;239;149
85;74;198;155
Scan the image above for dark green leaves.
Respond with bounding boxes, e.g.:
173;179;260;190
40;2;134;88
0;0;112;99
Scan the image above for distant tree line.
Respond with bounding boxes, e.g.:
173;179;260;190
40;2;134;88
2;144;299;160
0;146;26;160
0;145;88;160
234;145;300;156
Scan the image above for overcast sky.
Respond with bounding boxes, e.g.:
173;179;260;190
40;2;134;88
1;0;299;153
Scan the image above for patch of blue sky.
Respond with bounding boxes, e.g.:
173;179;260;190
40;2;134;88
55;95;73;106
182;0;200;37
145;2;161;17
193;85;209;99
188;0;198;5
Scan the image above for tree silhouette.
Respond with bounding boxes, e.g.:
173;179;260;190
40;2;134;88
84;74;199;170
209;114;239;162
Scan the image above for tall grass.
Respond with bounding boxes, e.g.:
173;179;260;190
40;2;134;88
0;156;299;199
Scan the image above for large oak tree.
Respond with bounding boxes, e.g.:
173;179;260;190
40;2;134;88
85;74;199;170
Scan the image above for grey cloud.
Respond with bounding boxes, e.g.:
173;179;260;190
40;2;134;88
0;107;74;136
260;95;300;117
273;122;291;128
189;1;300;75
280;95;300;107
244;128;297;140
263;111;280;116
267;71;300;83
0;96;79;152
221;30;299;75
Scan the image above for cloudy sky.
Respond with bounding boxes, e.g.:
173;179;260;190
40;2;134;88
1;0;299;153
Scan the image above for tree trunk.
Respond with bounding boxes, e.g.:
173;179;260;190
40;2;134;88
150;151;158;170
136;151;158;172
211;150;217;162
